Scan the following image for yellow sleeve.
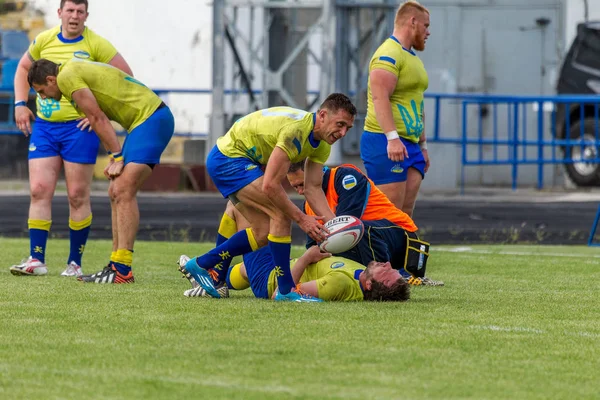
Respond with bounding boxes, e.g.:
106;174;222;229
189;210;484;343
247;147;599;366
88;31;118;63
57;67;88;102
307;142;331;164
370;48;403;76
275;124;304;160
316;272;356;301
28;30;51;61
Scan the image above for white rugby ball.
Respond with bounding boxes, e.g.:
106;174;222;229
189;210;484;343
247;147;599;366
319;215;364;254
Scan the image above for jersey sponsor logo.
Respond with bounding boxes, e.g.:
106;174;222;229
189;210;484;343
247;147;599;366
37;98;61;118
330;261;345;269
74;50;91;59
397;100;424;137
29;142;37;152
342;175;357;190
391;165;404;174
245;164;258;171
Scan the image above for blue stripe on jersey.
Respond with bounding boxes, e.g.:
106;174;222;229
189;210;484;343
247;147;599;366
379;56;396;65
292;137;302;154
390;35;401;45
360;182;371;217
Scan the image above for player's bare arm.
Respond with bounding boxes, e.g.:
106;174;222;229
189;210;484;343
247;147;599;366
293;246;331;297
371;68;408;162
420;109;430;172
108;53;134;77
303;159;335;222
263;147;327;242
13;52;35;136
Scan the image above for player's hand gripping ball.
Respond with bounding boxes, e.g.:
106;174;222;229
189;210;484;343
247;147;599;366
318;215;364;254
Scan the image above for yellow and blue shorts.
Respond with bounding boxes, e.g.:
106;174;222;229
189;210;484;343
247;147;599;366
28;118;99;163
206;145;263;198
122;104;175;165
242;246;274;299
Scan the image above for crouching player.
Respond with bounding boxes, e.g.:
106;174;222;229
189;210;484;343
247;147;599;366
27;58;175;283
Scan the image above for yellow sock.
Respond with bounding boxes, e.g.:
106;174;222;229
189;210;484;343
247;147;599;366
228;262;250;290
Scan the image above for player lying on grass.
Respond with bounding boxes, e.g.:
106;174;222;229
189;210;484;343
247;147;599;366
286;161;443;286
177;206;409;302
179;247;409;302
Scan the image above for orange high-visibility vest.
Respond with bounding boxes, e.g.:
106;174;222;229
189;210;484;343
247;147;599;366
305;164;417;232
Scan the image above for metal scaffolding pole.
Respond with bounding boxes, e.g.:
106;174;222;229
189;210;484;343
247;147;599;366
212;0;399;159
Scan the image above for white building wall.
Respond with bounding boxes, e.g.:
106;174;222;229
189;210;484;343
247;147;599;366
30;0;214;137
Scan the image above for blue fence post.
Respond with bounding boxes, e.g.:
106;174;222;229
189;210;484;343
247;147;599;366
537;101;544;190
461;100;468;195
512;102;519;191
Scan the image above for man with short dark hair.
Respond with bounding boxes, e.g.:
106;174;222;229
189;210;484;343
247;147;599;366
11;0;133;278
182;94;357;302
26;58;174;284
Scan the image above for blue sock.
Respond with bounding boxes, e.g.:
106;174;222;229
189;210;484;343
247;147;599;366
213;233;233;283
195;228;259;281
268;234;294;295
28;219;51;264
68;215;92;266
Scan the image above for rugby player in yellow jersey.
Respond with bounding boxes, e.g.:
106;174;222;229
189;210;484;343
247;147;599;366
178;204;409;302
11;0;133;278
361;1;430;218
26;58;175;284
182;94;357;302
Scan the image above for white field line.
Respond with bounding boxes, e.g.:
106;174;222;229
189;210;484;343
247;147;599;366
435;246;600;259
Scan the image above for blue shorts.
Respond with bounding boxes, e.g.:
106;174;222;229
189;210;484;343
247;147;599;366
28;118;99;163
206;145;263;198
243;247;274;299
360;131;426;185
123;106;175;165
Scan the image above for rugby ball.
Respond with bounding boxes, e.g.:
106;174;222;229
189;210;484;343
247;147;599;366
319;215;364;254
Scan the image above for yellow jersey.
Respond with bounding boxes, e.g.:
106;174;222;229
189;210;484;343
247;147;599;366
267;256;365;301
29;26;118;122
365;36;429;142
217;107;331;165
57;59;162;132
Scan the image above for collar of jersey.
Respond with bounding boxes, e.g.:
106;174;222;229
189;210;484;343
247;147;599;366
354;269;365;294
308;112;319;148
58;27;85;44
389;35;416;56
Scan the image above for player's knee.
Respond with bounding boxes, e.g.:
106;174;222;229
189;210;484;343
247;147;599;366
108;181;136;202
67;185;90;210
29;180;54;203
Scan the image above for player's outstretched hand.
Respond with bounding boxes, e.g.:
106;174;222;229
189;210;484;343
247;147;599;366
77;117;92;132
15;106;34;137
304;245;332;263
387;138;408;162
104;159;124;179
300;215;329;242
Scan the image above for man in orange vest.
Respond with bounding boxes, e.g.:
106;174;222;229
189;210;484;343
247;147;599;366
287;161;443;286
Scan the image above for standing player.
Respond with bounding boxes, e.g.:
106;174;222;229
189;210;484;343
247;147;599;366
361;0;430;217
27;58;175;284
10;0;133;277
183;94;357;301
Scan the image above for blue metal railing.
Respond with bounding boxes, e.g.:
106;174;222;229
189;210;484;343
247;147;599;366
425;92;600;191
4;88;600;191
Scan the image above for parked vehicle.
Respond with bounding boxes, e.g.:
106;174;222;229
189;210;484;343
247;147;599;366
556;21;600;186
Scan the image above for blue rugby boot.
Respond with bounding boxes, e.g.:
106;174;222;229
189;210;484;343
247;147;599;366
274;287;323;303
184;257;221;298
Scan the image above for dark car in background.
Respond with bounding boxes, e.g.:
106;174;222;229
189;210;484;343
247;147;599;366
556;21;600;186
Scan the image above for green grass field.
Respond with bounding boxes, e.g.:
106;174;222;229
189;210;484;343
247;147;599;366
1;238;599;400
